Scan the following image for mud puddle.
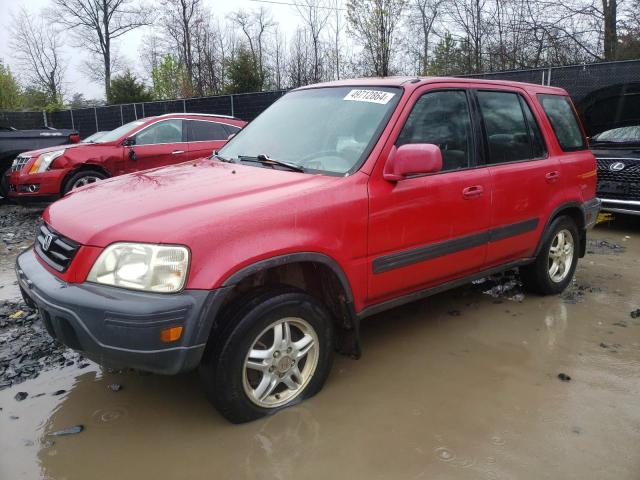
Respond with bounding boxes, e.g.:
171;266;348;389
1;215;639;479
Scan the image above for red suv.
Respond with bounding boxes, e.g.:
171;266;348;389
8;113;246;203
16;78;599;423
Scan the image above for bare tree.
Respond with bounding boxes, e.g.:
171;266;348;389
229;7;276;88
159;0;202;94
294;0;330;83
407;0;442;74
11;8;66;103
51;0;152;101
328;0;345;80
346;0;407;76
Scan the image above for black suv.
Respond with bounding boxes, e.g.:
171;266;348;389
591;126;640;216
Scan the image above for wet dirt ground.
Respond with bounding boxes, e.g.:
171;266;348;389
1;207;639;480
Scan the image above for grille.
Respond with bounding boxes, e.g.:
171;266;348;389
10;155;31;173
35;223;80;272
596;157;640;201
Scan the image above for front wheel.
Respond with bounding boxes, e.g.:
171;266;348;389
520;216;579;294
62;169;107;194
200;287;334;423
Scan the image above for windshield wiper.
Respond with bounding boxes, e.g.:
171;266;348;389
238;154;305;172
212;152;236;163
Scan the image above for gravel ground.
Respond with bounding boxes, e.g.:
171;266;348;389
0;204;86;390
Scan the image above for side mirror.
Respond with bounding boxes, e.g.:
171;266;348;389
383;144;443;181
123;137;135;147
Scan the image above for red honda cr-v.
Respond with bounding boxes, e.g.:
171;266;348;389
17;78;599;423
8;113;246;203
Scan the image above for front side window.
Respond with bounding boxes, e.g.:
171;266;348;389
135;119;183;146
477;91;540;164
538;94;586;151
396;90;473;171
187;120;228;142
219;86;401;175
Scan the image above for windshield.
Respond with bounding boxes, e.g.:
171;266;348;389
94;120;145;143
592;125;640;143
219;86;401;174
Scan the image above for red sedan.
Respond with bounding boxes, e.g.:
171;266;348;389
8;113;246;203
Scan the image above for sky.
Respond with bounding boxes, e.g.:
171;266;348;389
0;0;311;100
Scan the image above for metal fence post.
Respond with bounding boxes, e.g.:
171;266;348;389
120;104;124;125
42;111;48;127
183;99;186;113
230;95;234;117
70;109;75;130
134;104;138;120
547;67;552;86
142;103;145;117
94;107;99;132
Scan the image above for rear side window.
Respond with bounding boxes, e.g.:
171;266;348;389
477;91;543;164
537;94;586;151
224;124;241;136
187;120;228;142
396;90;473;171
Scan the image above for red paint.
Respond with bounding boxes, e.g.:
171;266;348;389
38;78;596;315
8;114;245;201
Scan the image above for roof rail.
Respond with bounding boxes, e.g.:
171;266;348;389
155;112;239;120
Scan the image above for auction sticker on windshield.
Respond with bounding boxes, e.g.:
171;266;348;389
344;89;396;104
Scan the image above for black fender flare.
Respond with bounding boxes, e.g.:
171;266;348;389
534;201;589;258
220;252;361;358
221;252;355;303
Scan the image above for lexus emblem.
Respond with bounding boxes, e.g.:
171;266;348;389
42;233;54;252
609;162;626;172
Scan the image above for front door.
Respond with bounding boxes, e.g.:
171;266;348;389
128;119;186;172
367;88;491;303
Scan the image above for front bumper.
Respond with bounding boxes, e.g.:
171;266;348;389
599;198;640;216
16;249;230;374
9;169;65;203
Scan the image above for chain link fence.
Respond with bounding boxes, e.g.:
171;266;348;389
0;90;287;139
2;59;639;138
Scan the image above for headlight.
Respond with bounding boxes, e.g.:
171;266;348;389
87;243;190;293
28;149;65;174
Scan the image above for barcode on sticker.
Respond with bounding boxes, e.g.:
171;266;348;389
344;89;395;105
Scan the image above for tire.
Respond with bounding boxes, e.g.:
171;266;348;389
62;169;107;194
200;286;334;424
0;163;11;200
520;216;579;295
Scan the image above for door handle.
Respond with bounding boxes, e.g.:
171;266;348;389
172;150;185;155
462;185;484;199
545;171;560;183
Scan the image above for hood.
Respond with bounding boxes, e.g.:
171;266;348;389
44;158;340;247
20;142;90;157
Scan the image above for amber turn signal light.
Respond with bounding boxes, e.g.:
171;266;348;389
160;326;183;343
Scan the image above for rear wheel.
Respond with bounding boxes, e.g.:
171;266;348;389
520;216;579;294
62;169;107;194
200;287;334;424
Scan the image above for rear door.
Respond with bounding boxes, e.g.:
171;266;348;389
367;87;491;303
475;89;562;266
127;119;186;171
185;120;231;160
